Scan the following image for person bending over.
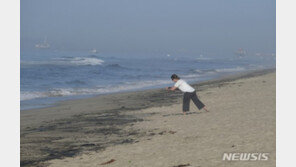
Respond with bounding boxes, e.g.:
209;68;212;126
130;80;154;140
166;74;209;115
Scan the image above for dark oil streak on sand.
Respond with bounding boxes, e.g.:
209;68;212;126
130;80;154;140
20;68;275;167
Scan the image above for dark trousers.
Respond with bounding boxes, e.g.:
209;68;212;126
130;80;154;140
183;91;205;112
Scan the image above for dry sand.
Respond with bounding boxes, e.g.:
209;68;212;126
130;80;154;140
21;69;275;167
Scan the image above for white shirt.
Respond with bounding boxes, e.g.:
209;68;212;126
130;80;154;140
174;79;195;93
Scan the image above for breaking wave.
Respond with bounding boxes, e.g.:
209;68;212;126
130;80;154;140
21;79;172;101
215;67;246;72
21;56;104;66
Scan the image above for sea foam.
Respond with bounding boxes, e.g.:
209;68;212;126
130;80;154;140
20;79;172;101
21;57;104;66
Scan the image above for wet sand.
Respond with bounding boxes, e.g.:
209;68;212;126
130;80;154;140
20;69;275;167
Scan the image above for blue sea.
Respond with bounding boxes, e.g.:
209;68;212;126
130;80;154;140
21;50;275;110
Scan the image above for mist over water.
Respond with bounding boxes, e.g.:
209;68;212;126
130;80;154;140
21;0;275;110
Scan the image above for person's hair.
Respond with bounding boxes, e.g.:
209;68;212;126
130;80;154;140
171;74;180;80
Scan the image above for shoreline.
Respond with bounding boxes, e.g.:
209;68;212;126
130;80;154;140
21;68;274;111
20;68;275;167
21;68;274;127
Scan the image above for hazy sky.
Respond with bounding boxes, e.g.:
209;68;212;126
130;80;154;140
21;0;275;57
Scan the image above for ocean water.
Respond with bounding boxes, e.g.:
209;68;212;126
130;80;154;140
21;50;275;110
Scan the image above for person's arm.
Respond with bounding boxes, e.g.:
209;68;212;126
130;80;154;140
166;86;178;91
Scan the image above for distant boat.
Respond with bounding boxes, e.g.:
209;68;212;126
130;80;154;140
235;48;247;58
35;37;50;49
90;49;98;54
196;54;211;60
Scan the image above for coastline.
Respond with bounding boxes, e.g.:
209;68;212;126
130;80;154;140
20;68;275;166
21;68;274;126
20;67;274;112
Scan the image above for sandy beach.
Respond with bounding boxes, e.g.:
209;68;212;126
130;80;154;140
21;69;275;167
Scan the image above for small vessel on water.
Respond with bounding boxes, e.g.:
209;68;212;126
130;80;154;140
196;54;211;60
235;48;247;58
90;49;98;54
35;37;50;49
